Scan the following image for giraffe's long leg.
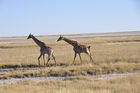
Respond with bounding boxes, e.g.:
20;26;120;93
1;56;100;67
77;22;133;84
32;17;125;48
87;52;94;63
52;52;56;66
38;53;42;67
89;54;94;62
43;54;45;65
73;52;77;64
46;54;50;66
78;53;82;64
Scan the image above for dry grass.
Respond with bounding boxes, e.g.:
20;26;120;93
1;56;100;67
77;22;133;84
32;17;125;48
0;35;140;93
0;36;140;78
0;73;140;93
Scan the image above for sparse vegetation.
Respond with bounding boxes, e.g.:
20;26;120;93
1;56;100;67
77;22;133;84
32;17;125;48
0;35;140;92
0;73;140;93
0;36;140;78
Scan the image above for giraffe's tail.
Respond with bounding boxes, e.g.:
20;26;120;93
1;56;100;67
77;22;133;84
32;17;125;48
88;46;91;51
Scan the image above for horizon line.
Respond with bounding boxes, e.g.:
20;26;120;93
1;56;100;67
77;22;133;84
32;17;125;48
0;30;140;38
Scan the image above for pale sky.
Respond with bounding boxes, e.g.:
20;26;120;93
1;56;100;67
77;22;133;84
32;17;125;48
0;0;140;36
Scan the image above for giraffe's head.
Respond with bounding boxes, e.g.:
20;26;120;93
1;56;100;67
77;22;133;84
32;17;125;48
27;33;32;39
57;35;64;42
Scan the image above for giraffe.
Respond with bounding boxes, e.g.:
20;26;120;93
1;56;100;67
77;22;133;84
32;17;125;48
27;34;56;67
57;35;94;64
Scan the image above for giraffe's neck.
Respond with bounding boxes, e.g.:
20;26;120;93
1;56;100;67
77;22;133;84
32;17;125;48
31;35;45;48
63;38;78;47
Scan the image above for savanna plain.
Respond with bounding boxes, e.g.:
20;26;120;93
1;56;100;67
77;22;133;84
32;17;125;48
0;34;140;93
